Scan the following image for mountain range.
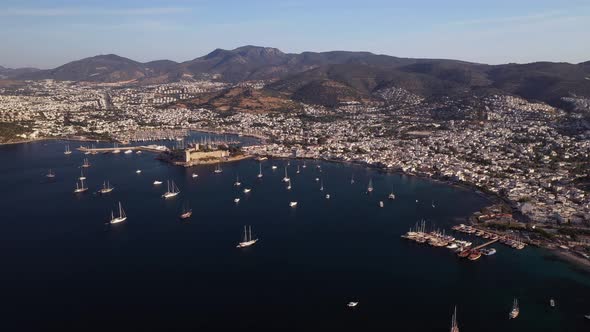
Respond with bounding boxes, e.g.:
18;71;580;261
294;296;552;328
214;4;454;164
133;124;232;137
5;45;590;108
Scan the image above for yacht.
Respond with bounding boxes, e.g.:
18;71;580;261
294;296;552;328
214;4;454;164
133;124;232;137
192;173;199;178
162;180;180;198
289;201;298;207
64;145;72;155
550;298;555;308
236;225;258;248
347;302;358;308
46;169;55;178
109;202;127;224
388;185;395;199
234;198;240;203
234;175;241;186
180;203;192;219
257;164;263;178
74;179;88;193
99;181;114;194
325;194;331;199
136;169;142;174
243;188;252;194
153;180;163;185
282;167;290;182
450;306;459;332
379;201;384;208
214;163;223;174
508;298;520;319
81;158;91;168
79;169;86;181
367;179;374;193
124;149;133;154
584;314;590;320
271;165;278;170
136;150;142;154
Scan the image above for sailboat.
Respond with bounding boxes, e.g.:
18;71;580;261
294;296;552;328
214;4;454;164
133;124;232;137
257;163;263;178
79;169;86;181
64;145;72;155
99;180;114;194
153;180;163;185
192;172;198;178
550;298;555;308
162;180;180;198
450;306;459;332
214;163;223;174
388;185;395;199
347;302;358;308
432;200;436;208
243;188;251;193
350;174;355;184
287;179;292;190
282;167;290;182
46;169;55;178
289;201;298;207
296;165;300;174
367;179;374;193
112;143;121;154
320;180;324;191
234;175;241;186
109;202;127;224
180;202;192;219
81;158;91;168
74;179;88;193
509;298;520;319
302;161;307;169
236;225;258;248
271;165;278;170
379;201;384;208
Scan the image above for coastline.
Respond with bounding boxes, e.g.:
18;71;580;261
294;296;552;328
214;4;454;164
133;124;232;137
548;250;590;274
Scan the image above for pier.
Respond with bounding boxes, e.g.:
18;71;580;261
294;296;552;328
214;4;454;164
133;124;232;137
77;145;169;154
472;239;499;250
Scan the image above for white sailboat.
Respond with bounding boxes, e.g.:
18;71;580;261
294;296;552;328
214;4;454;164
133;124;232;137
74;178;88;193
124;149;133;154
64;145;72;155
82;158;91;168
379;201;384;208
282;166;290;182
289;201;298;207
287;179;292;190
99;180;114;194
508;298;520;319
79;169;86;181
302;161;307;169
153;180;163;185
320;180;324;191
271;165;278;170
234;175;241;186
214;163;223;174
367;179;374;193
296;165;300;174
243;188;251;193
236;225;258;248
192;172;198;178
350;174;355;184
234;198;241;203
257;163;263;178
162;180;180;198
347;302;358;308
112;143;121;154
432;200;436;208
450;306;459;332
388;185;395;199
46;169;55;178
109;202;127;224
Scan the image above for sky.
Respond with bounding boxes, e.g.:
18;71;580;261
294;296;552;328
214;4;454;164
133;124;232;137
1;0;590;68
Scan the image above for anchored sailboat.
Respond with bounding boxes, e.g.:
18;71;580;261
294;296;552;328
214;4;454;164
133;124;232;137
450;306;459;332
64;145;72;155
79;169;86;181
287;179;292;190
236;225;258;248
162;180;180;198
388;185;395;199
74;178;88;193
99;180;114;194
257;163;263;178
109;202;127;224
320;180;324;191
81;158;91;168
234;175;241;186
296;165;300;174
214;163;223;174
350;174;355;184
282;166;290;182
509;298;520;319
46;169;55;178
367;179;374;193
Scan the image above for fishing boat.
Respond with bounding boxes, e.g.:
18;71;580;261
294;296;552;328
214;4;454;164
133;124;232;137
99;181;114;194
79;169;86;181
214;163;223;174
450;306;459;332
388;185;395;199
74;179;88;193
46;169;55;178
282;167;290;182
109;202;127;224
64;145;72;155
257;163;263;178
509;298;520;319
289;201;298;207
162;180;180;198
153;180;163;185
347;302;358;308
243;188;251;193
234;198;240;203
367;179;373;193
379;201;384;208
82;158;91;168
179;203;192;219
234;175;241;186
550;298;555;308
236;225;258;248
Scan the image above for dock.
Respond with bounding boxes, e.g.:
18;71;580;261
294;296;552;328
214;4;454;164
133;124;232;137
76;145;169;154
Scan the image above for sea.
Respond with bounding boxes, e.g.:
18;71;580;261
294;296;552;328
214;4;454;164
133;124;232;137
0;131;588;331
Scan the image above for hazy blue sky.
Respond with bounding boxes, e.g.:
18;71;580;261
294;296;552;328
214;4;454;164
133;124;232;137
1;0;589;68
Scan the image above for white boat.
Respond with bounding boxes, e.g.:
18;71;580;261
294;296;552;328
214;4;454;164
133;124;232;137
64;145;72;155
99;180;114;194
162;180;180;198
432;200;436;208
325;194;331;199
81;158;91;168
214;163;223;174
109;202;127;224
289;201;298;207
153;180;163;185
271;165;277;170
302;162;307;169
192;173;199;178
234;198;240;203
136;169;142;174
287;179;292;190
367;179;373;193
243;188;251;193
379;201;384;208
112;143;120;154
236;225;258;248
315;177;320;182
347;302;358;308
585;314;590;320
450;306;459;332
388;185;395;199
74;179;88;193
446;243;458;249
320;180;324;191
136;150;142;154
296;165;300;174
350;174;355;184
234;175;241;186
550;298;555;308
46;169;55;178
257;163;263;178
79;169;86;181
282;167;290;182
508;298;520;319
124;149;133;154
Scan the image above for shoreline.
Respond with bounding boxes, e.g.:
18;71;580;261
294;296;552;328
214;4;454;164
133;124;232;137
548;250;590;274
